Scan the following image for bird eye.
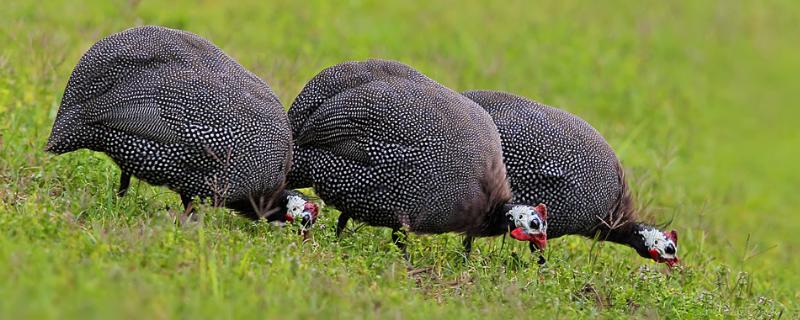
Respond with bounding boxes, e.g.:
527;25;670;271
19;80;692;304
530;219;539;230
665;244;676;255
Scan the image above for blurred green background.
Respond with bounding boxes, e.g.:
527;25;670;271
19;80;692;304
1;0;798;318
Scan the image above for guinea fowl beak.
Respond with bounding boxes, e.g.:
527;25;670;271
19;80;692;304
665;257;679;267
299;212;314;240
510;228;548;248
649;249;680;267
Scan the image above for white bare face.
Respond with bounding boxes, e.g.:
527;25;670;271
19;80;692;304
506;205;546;235
286;195;313;224
638;228;678;261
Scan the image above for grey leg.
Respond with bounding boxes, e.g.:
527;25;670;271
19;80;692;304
117;172;131;197
336;213;350;237
392;228;409;261
530;242;546;265
463;236;474;255
180;194;194;213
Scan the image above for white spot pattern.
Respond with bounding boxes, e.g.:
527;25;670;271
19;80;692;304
287;60;519;235
45;26;292;219
463;91;623;238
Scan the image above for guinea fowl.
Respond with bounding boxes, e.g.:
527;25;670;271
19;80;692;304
287;59;547;256
462;90;679;266
45;26;318;227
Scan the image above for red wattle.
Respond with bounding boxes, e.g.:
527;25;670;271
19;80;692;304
304;203;319;218
532;234;547;249
648;249;660;261
666;257;679;267
510;228;533;241
510;228;547;249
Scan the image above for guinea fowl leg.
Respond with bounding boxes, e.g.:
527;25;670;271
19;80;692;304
180;194;194;212
179;194;195;223
336;212;350;237
462;236;474;263
117;172;131;197
463;236;474;255
391;228;410;261
530;242;546;265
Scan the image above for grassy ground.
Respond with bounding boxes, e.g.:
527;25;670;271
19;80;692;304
1;0;798;318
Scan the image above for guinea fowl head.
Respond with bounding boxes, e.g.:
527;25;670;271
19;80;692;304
630;225;679;267
228;190;320;237
283;193;320;235
504;203;548;249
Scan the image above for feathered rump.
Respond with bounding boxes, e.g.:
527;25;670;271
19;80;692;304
288;59;433;141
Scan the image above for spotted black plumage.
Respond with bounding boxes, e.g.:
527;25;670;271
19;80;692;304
463;90;679;265
46;26;297;220
287;60;547;254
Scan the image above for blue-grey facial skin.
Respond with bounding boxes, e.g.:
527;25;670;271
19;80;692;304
284;194;319;233
506;204;548;250
638;228;679;266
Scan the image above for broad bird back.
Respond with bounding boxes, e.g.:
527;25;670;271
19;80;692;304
289;60;511;235
46;26;291;211
463;90;632;238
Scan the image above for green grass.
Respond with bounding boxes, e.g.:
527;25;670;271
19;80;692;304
1;0;798;318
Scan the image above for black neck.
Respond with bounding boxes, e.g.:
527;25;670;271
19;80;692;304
594;222;650;259
474;203;517;237
226;189;296;222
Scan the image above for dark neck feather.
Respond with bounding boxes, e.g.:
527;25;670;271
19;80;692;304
592;222;648;258
226;187;292;222
456;156;513;236
593;190;637;245
476;203;516;237
588;160;649;257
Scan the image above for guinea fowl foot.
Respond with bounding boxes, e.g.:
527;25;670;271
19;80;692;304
463;236;474;255
335;213;350;238
117;172;131;197
176;194;196;224
529;242;546;265
462;236;474;264
392;228;410;263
